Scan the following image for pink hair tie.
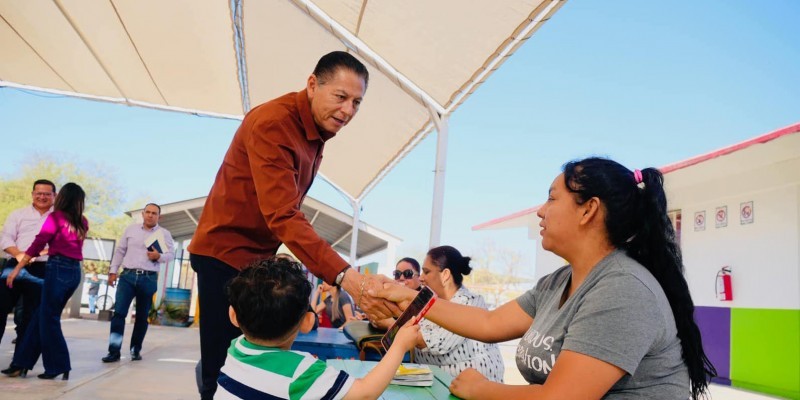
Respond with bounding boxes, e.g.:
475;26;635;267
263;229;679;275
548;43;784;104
633;169;643;184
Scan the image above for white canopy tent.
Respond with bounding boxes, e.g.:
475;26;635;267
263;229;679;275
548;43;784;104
0;0;566;264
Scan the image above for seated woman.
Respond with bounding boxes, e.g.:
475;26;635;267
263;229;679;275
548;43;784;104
414;246;504;383
370;257;422;330
393;257;422;290
376;157;716;399
312;281;357;329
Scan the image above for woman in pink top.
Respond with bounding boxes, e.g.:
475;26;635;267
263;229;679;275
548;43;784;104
3;183;88;381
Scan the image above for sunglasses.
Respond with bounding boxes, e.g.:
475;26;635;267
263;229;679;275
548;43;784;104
392;269;416;280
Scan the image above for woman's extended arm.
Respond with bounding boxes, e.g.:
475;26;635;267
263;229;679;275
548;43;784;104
311;285;324;313
450;350;626;400
375;284;532;343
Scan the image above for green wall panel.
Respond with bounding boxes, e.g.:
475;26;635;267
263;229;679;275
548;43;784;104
731;308;800;399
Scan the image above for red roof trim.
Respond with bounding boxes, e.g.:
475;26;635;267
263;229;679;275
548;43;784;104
472;205;541;231
472;121;800;231
659;122;800;174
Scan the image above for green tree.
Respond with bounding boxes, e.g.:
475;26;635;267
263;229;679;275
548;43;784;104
0;154;135;241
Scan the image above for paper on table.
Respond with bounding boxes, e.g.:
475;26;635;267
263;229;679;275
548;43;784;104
392;364;433;386
395;364;432;376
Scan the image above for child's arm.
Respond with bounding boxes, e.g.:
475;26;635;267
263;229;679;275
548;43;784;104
343;321;419;400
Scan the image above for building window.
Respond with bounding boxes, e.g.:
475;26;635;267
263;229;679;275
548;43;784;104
668;210;682;247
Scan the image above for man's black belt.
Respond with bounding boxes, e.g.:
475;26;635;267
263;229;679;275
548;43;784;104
122;268;158;276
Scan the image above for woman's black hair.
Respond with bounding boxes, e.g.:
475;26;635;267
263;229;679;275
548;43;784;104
426;245;472;288
563;157;716;399
396;257;421;273
54;182;87;240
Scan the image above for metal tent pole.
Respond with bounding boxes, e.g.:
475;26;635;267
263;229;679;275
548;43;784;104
428;106;450;248
349;200;361;268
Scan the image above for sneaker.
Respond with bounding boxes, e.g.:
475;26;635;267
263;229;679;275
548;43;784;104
102;353;121;363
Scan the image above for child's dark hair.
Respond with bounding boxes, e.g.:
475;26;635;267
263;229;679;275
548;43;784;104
226;257;312;341
563;157;716;399
426;245;472;288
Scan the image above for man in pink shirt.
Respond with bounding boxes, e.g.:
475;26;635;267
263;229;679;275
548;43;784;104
0;180;55;363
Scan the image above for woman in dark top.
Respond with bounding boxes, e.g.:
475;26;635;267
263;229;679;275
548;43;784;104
312;281;356;328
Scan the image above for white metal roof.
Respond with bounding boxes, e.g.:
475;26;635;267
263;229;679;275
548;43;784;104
126;195;402;260
0;0;565;201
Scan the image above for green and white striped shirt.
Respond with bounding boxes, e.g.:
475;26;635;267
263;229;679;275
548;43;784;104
217;335;354;399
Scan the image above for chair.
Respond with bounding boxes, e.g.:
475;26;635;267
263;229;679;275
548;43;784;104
343;321;385;360
342;321;415;362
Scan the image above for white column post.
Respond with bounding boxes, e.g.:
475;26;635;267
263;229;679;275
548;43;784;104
428;106;450;248
349;199;361;268
385;241;397;276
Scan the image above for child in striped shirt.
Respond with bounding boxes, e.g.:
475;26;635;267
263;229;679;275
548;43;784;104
217;256;419;400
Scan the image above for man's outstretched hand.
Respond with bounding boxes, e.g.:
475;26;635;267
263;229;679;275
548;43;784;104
340;269;401;321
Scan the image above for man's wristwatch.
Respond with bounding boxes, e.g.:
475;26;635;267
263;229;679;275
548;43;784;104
334;265;351;287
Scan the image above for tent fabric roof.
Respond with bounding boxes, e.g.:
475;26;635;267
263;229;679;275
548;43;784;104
0;0;565;200
472;121;800;231
127;196;401;260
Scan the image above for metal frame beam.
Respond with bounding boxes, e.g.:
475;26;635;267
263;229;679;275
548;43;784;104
291;0;445;116
428;106;449;248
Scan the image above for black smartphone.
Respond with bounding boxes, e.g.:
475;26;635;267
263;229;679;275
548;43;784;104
381;286;437;351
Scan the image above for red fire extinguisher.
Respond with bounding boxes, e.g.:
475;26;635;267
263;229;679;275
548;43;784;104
716;266;733;301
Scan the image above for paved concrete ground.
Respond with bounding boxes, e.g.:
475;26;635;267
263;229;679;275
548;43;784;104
1;315;199;400
0;316;782;400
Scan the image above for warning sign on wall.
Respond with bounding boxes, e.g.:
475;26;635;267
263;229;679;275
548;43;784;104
715;206;728;228
694;211;706;232
740;201;754;225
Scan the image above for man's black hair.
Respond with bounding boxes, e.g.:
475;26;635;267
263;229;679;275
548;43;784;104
32;179;56;193
144;203;161;214
313;51;369;87
226;257;312;340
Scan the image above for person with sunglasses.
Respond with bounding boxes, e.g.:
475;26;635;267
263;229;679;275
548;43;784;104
369;258;422;330
392;257;421;290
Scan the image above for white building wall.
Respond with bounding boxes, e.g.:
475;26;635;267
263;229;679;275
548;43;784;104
527;167;800;311
678;184;799;309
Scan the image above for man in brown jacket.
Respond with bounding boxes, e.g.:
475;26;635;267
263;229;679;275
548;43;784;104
188;51;396;399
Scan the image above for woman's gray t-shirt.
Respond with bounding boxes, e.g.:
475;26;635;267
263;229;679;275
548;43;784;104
515;250;689;399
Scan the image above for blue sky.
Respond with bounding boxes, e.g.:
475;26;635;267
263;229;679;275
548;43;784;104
1;0;798;276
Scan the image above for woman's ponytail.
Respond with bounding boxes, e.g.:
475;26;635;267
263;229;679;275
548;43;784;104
563;158;716;399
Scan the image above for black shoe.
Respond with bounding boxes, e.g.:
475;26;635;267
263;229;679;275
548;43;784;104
130;351;142;361
11;338;16;344
1;366;27;377
102;353;121;363
38;371;68;380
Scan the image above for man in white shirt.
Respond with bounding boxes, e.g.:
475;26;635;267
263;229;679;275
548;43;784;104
101;203;174;363
0;179;56;367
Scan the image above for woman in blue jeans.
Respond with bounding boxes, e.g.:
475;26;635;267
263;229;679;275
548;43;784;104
3;183;88;380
